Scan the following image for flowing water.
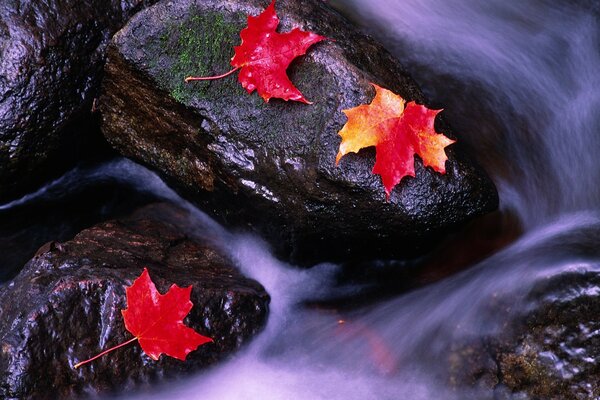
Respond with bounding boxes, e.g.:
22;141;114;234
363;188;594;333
341;0;600;228
3;0;600;398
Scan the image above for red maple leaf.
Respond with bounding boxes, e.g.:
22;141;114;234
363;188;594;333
74;268;212;368
336;83;456;199
185;0;325;103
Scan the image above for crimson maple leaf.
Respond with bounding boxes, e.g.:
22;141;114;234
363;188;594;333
74;268;212;368
185;0;326;103
336;83;456;199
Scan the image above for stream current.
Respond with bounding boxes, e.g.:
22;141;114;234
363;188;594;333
2;0;600;399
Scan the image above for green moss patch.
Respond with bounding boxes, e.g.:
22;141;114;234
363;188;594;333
153;11;245;104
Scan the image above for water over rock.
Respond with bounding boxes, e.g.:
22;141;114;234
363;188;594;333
0;0;157;202
0;203;270;399
451;270;600;399
100;0;499;265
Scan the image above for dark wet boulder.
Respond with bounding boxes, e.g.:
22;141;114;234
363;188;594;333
0;0;158;202
494;271;600;399
450;270;600;399
0;203;269;399
100;0;498;264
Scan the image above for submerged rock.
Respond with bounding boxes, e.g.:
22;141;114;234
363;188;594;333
495;271;600;399
451;270;600;399
0;0;157;201
100;0;498;264
0;203;269;399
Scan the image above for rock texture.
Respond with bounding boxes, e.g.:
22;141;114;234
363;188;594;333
450;270;600;399
100;0;498;264
0;203;269;399
0;0;157;201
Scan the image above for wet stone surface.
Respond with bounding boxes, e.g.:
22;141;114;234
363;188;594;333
0;203;270;399
450;270;600;400
0;0;157;201
100;0;498;265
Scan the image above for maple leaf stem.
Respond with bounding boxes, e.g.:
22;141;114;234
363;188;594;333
73;336;138;369
184;67;240;83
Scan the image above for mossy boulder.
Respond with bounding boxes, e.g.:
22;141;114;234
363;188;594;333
100;0;498;264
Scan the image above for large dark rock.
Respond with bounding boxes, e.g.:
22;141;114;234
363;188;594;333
100;0;498;264
0;0;158;202
0;203;270;399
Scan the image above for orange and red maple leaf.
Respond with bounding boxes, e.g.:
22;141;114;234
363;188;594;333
186;0;325;103
337;84;455;199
